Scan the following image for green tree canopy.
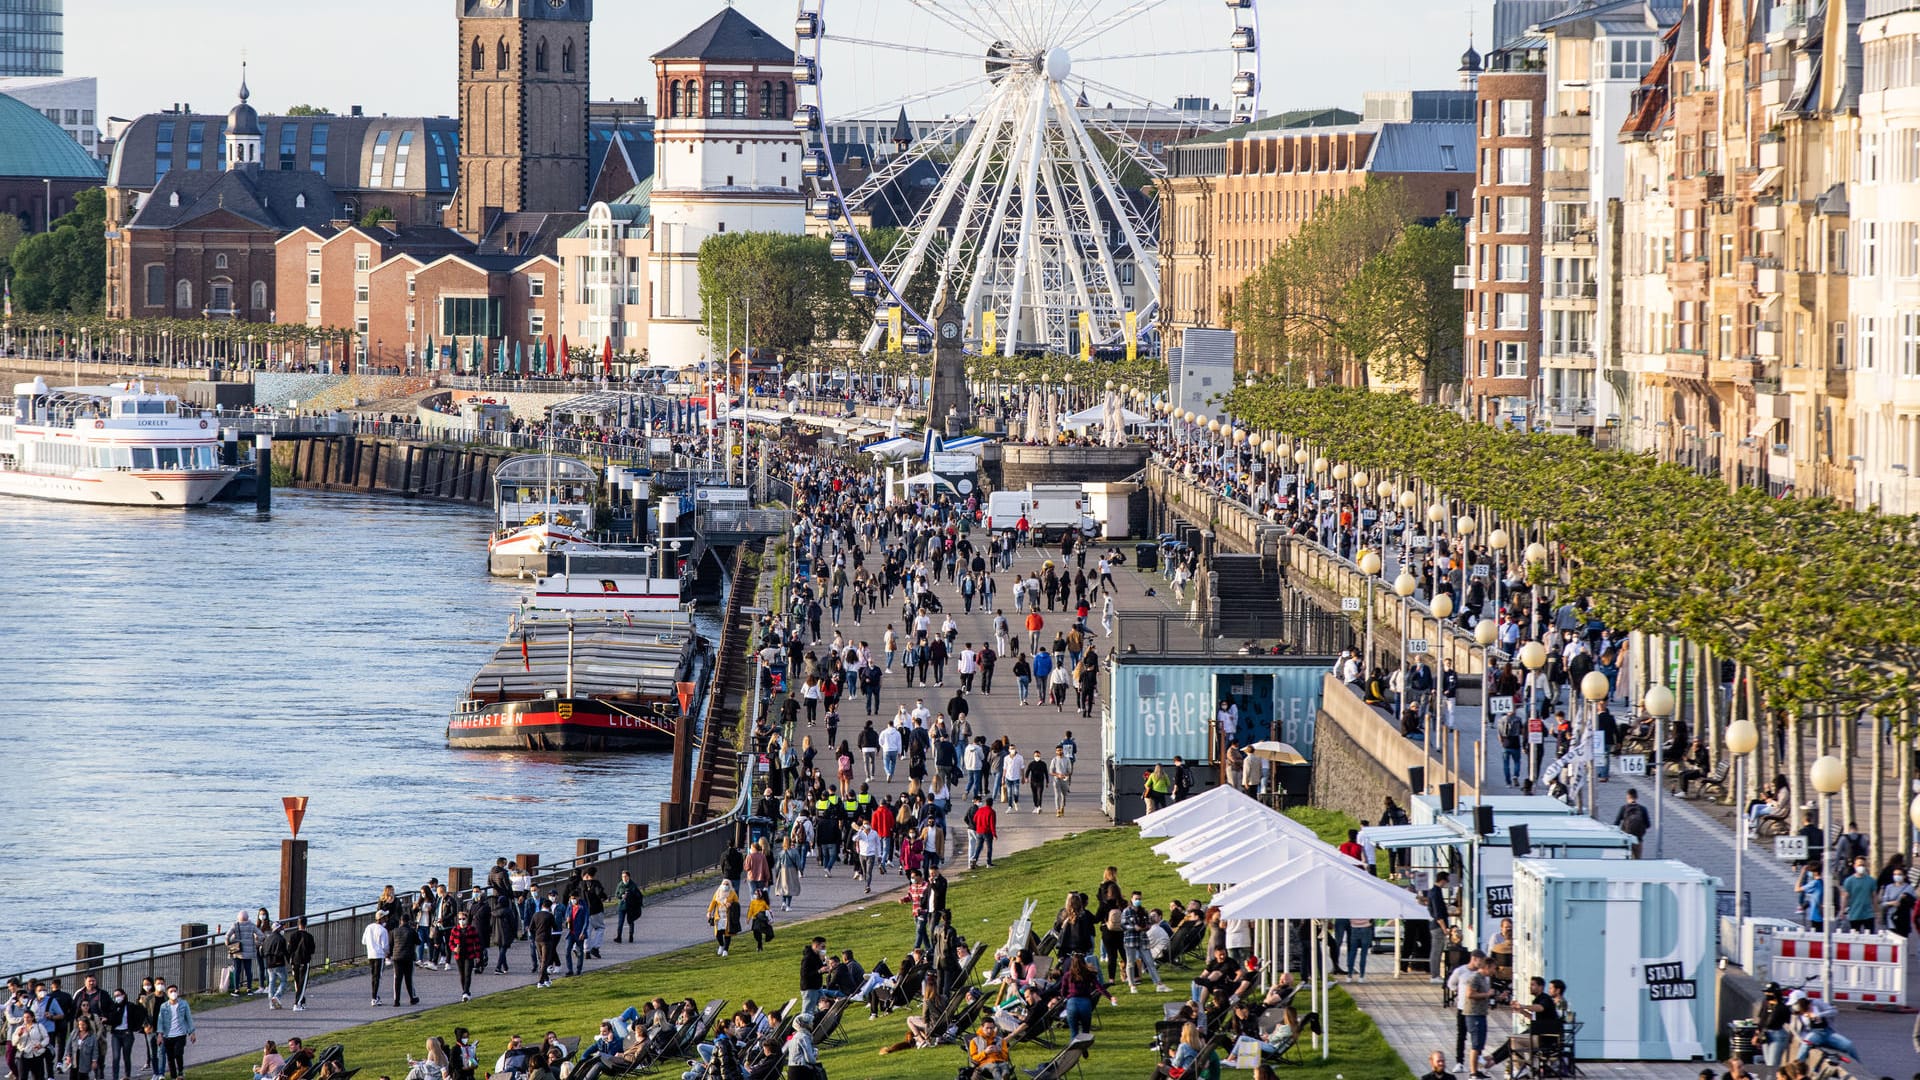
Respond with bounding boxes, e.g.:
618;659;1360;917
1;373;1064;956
284;104;331;116
9;187;106;315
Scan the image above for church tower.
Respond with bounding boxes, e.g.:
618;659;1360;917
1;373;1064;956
452;0;592;240
225;63;263;173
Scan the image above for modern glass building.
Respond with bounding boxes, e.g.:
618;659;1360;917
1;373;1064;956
0;0;61;78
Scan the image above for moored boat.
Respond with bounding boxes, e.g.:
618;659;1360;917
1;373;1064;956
0;378;239;507
488;454;602;577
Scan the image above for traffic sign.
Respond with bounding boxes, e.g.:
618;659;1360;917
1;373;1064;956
1774;835;1808;861
1341;597;1362;612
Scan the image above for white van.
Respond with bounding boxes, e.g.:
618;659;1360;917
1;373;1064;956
986;490;1033;531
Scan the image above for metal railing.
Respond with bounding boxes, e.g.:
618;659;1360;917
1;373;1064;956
7;588;756;991
1113;610;1349;657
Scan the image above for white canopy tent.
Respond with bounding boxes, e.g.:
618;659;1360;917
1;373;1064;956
862;435;924;459
1142;786;1427;1063
1061;402;1152;428
1135;784;1245;837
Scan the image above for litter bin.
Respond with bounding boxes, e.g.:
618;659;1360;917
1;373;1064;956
1727;1020;1757;1062
1135;542;1159;573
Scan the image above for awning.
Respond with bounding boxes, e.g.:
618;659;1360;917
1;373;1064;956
1750;165;1782;194
1355;823;1467;850
1748;416;1780;441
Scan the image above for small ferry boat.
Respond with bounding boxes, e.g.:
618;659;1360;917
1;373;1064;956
447;608;709;752
489;454;602;577
0;378;238;506
530;543;694;612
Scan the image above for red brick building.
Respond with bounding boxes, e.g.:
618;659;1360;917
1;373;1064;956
1463;37;1548;424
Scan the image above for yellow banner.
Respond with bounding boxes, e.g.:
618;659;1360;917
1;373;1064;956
982;311;998;358
1079;312;1093;360
887;306;903;353
1124;310;1139;363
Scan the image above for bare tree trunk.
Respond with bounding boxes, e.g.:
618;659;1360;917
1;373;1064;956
1900;700;1915;868
1702;646;1722;782
1785;702;1803;818
1838;700;1857;830
1869;706;1886;875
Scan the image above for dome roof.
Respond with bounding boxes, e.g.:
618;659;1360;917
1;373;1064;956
1460;45;1483;72
228;65;261;137
0;91;106;180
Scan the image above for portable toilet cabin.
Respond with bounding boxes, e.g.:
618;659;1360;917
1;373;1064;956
1510;858;1719;1061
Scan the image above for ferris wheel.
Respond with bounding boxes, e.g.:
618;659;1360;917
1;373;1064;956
792;0;1262;356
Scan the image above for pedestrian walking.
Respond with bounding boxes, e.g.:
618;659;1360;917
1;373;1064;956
612;870;645;943
1049;745;1073;816
706;881;740;957
154;989;192;1080
449;912;482;1002
361;914;391;1007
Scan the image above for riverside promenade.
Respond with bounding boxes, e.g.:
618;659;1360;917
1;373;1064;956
163;537;1179;1072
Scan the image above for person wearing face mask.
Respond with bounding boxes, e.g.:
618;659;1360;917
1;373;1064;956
1120;891;1170;993
105;988;144;1080
11;1007;51;1080
135;980;165;1079
154;986;193;1080
1881;867;1915;937
449;910;483;1002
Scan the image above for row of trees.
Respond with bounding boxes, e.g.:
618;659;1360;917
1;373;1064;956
696;228;929;353
1228;179;1464;399
1224;384;1918;849
2;311;356;366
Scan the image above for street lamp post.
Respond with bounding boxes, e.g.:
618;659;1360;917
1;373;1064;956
1644;684;1676;857
1431;592;1455;784
1488;527;1510;632
1523;541;1549;642
1475;618;1498;788
1724;719;1759;922
1580;670;1610;816
1809;754;1846;1003
1394;571;1418;734
1519;640;1548;786
1359;550;1383;672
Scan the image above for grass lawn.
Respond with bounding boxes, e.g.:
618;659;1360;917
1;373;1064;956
197;822;1409;1080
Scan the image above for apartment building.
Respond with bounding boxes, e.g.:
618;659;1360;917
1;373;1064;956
1465;37;1548;426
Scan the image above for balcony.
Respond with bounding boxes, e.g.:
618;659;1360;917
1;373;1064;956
1545;169;1588;193
1545;113;1592;138
1754;362;1784;395
1665;350;1708;378
1545;280;1598;300
1542;345;1597;368
1546;223;1596;245
1755;263;1782;294
1754;203;1780;232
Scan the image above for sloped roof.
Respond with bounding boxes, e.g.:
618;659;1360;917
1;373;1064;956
0;92;107;180
127;168;339;232
652;9;793;63
1366;121;1474;173
1183;107;1362;145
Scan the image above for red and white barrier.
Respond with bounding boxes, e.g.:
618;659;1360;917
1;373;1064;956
1770;930;1907;1005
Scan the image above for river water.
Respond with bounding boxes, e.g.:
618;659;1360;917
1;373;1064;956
0;491;682;971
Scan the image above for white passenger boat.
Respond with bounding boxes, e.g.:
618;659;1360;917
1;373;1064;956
0;378;237;507
488;454;602;576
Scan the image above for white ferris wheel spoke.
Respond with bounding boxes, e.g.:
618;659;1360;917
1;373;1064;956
825;34;994;62
1063;0;1180;52
1000;85;1052;354
833;74;992;128
962;90;1038;351
908;0;1010;47
872;97;1007;316
841;115;978;209
1047;81;1131;336
1056;92;1159;308
1073;47;1222;62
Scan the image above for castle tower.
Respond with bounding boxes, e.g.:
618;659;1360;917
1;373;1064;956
452;0;592;240
646;8;805;366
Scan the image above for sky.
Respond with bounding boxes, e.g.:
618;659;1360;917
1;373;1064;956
73;0;1490;124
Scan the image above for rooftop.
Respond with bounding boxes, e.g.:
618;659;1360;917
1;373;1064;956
652;8;794;64
1182;107;1363;145
0;91;106;180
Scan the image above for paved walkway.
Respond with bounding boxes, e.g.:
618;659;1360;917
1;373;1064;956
167;535;1175;1071
1360;545;1917;1071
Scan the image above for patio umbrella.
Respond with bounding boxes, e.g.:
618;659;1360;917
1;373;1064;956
423;335;435;372
497;338;508;374
560;334;571;377
1248;741;1309;765
1103;391;1125;447
544;334;556;375
1023;389;1043;443
603;337;614;378
1045;388;1059;443
1135;785;1243;837
514;339;523;376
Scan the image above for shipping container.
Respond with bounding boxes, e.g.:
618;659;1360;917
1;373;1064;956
1510;859;1719;1061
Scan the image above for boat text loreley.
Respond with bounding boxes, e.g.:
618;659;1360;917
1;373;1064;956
0;378;238;507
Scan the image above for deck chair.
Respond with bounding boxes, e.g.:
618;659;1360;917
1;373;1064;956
1163;921;1204;968
1022;1032;1093;1080
693;1000;728;1045
1010;994;1067;1047
809;997;851;1048
1152;1028;1230;1080
1257;1007;1321;1067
